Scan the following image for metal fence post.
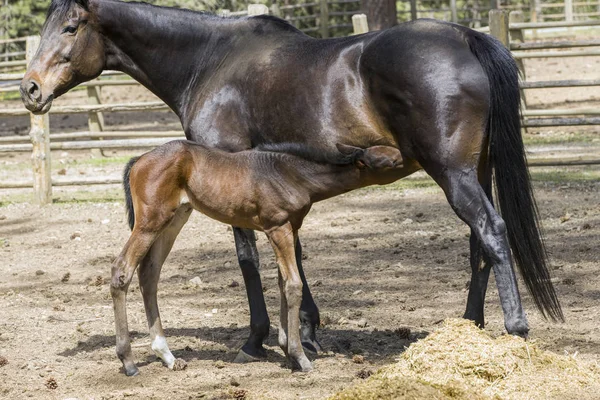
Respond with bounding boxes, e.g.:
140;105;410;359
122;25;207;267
26;35;52;205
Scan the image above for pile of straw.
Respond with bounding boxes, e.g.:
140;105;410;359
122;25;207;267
331;319;600;400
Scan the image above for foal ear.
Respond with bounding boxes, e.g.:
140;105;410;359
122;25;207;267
336;143;362;155
336;143;366;168
359;146;404;170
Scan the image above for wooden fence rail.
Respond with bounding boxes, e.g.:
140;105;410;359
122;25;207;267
1;7;600;201
0;101;169;116
0;138;174;153
0;131;183;144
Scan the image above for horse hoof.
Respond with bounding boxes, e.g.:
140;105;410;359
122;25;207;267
505;318;529;339
511;330;529;340
124;365;140;377
291;357;313;373
233;349;265;363
302;339;323;355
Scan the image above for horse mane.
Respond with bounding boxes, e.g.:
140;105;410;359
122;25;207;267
256;143;361;166
47;0;89;19
251;15;299;33
47;0;298;29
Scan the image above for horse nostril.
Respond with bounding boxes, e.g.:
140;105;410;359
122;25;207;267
28;80;41;101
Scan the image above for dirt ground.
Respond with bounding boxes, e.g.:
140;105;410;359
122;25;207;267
0;176;599;400
1;42;600;400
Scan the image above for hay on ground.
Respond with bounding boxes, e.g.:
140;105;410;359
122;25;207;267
331;319;600;400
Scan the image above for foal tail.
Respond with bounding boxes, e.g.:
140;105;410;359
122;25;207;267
466;30;564;322
123;157;140;231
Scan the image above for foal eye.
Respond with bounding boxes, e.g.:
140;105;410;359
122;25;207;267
62;26;78;34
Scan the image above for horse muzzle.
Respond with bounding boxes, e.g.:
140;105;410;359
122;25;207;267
20;78;54;115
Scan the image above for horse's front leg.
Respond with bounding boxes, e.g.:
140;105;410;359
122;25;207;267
295;237;322;354
233;228;270;363
111;230;157;376
268;224;312;372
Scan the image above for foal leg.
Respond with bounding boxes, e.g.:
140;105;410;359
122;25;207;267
295;237;322;354
111;230;159;376
138;205;192;369
232;228;270;363
268;224;312;372
442;169;529;336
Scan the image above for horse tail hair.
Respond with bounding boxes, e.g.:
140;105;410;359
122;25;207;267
466;30;564;322
123;156;140;231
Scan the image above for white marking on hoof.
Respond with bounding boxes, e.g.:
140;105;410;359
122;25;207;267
180;193;190;205
152;336;175;369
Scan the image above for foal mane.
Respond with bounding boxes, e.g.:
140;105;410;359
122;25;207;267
256;143;361;166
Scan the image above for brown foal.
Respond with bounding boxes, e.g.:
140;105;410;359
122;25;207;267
111;140;403;375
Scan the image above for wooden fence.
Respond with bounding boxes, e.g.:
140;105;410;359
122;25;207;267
483;14;600;131
0;8;599;203
0;37;27;72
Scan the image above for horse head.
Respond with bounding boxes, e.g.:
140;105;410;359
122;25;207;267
21;0;105;114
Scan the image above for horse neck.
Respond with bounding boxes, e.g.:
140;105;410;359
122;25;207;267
93;0;236;118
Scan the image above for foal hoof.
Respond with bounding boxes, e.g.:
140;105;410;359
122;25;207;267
172;358;188;371
233;349;266;364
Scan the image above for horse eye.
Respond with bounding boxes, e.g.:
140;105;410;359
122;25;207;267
62;26;77;34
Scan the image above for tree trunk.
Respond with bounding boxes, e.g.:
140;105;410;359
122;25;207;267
360;0;397;31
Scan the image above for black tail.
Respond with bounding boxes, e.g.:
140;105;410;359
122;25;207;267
123;157;140;231
466;30;564;322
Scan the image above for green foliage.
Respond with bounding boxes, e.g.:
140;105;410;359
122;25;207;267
1;0;51;38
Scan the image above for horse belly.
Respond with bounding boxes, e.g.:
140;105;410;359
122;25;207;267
184;177;263;230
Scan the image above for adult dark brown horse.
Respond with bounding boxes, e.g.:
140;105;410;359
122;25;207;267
21;0;563;369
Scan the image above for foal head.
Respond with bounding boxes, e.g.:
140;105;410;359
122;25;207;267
336;143;404;171
21;0;105;114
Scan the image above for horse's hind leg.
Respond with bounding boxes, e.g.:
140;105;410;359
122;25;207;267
111;230;160;376
138;205;192;370
464;176;493;328
439;169;529;336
